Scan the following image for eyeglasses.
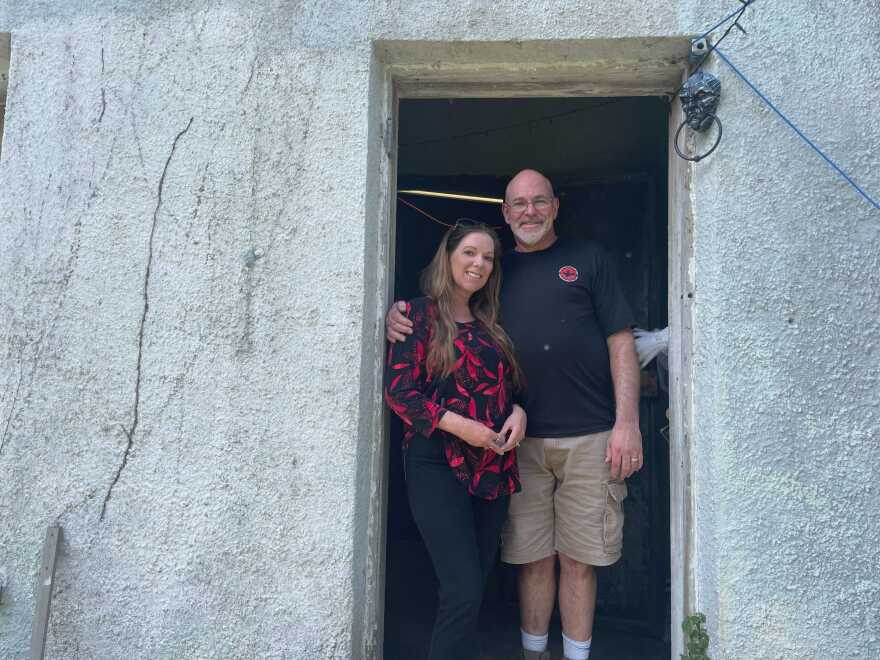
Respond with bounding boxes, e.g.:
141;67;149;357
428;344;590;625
505;197;554;215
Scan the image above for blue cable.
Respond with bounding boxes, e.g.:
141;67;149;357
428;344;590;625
689;1;878;210
695;1;757;43
714;47;879;211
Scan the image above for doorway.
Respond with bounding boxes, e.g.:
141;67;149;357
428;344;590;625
382;97;671;659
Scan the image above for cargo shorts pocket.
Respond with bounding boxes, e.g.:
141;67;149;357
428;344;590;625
602;481;628;554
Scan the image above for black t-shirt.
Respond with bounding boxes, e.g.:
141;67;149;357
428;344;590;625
500;238;634;437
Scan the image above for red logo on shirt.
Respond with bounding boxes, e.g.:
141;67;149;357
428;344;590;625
558;265;579;283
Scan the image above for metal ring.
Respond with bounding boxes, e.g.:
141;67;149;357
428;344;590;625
674;114;723;162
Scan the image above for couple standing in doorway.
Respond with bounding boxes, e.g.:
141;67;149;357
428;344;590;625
384;168;643;660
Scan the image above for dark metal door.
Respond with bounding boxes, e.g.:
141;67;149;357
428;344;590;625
553;174;670;641
384;173;671;657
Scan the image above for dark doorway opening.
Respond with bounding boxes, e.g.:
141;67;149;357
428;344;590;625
384;97;671;660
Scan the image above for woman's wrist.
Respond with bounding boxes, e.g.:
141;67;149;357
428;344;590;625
438;411;489;447
437;410;468;438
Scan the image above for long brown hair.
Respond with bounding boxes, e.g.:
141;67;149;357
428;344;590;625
420;221;524;391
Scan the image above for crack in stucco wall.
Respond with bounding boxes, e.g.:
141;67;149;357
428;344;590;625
98;45;106;123
99;116;194;520
0;362;25;455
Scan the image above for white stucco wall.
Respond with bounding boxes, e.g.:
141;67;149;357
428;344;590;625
0;2;877;659
688;4;880;658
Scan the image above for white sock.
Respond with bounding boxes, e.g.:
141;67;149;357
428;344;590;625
562;632;591;660
521;628;549;652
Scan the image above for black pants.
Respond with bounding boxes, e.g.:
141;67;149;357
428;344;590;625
405;437;510;660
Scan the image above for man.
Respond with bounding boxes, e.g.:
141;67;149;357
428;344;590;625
387;169;642;660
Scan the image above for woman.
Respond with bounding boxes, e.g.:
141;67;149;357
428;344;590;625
385;220;526;660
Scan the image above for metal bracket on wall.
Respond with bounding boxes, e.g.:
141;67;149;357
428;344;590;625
29;526;61;660
689;39;710;68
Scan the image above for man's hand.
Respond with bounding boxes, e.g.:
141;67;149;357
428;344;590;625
386;301;414;343
606;328;642;479
497;404;527;453
606;420;643;480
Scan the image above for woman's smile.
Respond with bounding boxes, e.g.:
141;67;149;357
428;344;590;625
450;232;495;295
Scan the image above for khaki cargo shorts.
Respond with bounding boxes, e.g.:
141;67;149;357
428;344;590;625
501;430;627;567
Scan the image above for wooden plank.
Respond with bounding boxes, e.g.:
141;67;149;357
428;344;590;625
667;67;694;660
0;33;9;101
29;526;60;660
396;80;677;99
370;75;399;660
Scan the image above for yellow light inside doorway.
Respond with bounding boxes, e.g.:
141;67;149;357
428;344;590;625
398;189;503;205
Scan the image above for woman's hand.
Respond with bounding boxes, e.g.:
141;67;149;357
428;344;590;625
462;418;505;454
438;412;505;454
497;404;527;453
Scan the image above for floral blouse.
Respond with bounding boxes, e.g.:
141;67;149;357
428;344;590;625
384;297;520;500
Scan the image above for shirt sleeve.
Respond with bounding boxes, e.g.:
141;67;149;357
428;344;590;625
384;300;447;438
589;246;636;337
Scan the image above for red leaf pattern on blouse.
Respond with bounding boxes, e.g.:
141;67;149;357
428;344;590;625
384;297;520;499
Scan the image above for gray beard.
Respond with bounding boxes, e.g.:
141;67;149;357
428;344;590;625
514;226;549;246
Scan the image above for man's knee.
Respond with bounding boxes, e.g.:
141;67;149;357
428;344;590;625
558;552;595;579
520;553;556;579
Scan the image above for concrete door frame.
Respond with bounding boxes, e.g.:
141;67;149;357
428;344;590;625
359;39;695;659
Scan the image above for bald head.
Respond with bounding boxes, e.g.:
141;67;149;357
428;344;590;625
505;169;555;203
502;169;560;252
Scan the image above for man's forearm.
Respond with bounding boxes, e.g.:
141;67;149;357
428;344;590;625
607;329;640;424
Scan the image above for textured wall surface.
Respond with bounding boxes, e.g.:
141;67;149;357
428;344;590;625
0;5;376;658
0;1;877;659
688;2;880;658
